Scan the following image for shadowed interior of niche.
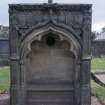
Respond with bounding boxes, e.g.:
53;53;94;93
46;35;56;46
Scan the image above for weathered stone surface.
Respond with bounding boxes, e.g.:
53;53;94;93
9;3;92;105
0;39;9;66
92;40;105;57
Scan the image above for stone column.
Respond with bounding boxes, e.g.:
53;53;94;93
9;24;20;105
80;8;92;105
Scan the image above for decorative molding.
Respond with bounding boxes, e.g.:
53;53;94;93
15;19;82;46
9;4;92;13
10;56;20;61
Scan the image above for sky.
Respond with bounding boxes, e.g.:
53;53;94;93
0;0;105;32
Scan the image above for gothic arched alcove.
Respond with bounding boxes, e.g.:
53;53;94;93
9;4;92;105
19;23;81;105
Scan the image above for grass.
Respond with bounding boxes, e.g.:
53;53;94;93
91;57;105;72
0;66;10;92
91;81;105;102
91;57;105;102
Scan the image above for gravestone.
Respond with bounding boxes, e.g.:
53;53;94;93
9;3;92;105
0;38;9;65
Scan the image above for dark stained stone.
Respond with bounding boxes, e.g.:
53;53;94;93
9;3;92;105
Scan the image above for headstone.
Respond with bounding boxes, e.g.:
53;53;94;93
9;3;92;105
0;39;9;66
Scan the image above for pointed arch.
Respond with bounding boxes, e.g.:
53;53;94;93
19;21;82;60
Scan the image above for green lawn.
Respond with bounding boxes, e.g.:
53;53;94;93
91;57;105;72
91;58;105;102
0;66;10;92
91;81;105;102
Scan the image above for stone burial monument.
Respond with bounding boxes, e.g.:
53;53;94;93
9;0;92;105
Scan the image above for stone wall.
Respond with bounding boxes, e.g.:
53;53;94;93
0;39;9;66
92;40;105;57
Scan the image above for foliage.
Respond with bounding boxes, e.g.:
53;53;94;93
91;31;96;41
91;31;100;41
102;27;105;33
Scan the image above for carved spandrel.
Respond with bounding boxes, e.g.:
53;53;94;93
11;10;83;36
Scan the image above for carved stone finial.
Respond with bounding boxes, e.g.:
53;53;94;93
48;0;53;4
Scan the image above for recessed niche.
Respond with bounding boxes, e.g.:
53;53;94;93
46;36;56;46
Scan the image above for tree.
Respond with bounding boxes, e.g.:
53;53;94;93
102;27;105;33
91;31;100;41
91;31;96;41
